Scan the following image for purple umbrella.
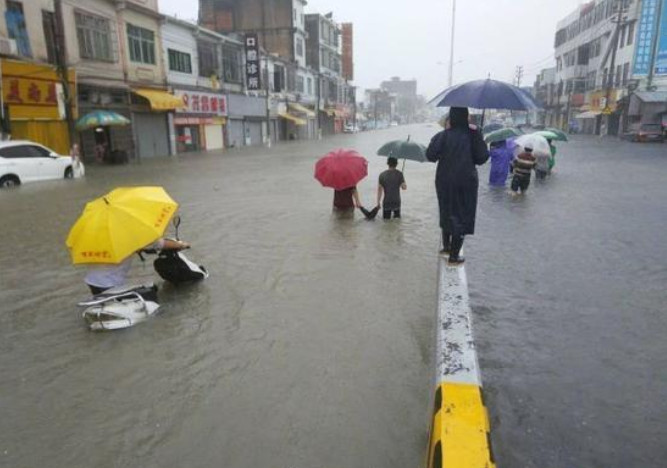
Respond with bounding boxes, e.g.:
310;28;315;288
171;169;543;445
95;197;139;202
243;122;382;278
430;79;541;111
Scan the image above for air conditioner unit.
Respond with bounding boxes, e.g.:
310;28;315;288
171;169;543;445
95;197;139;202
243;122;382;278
0;37;18;56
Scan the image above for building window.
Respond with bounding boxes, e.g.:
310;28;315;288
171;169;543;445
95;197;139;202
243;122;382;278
222;46;242;83
273;64;285;92
5;1;32;57
198;41;218;78
127;24;155;64
297;75;305;93
307;77;313;95
76;11;113;62
627;21;635;46
168;49;192;74
42;11;57;64
296;38;304;57
622;62;629;86
586;71;597;90
619;26;626;49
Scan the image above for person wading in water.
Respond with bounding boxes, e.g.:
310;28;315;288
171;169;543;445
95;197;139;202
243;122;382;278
426;107;489;265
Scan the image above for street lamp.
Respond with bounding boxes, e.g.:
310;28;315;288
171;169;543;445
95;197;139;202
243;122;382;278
448;0;457;88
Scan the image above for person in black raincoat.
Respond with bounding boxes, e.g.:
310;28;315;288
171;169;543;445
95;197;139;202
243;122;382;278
426;107;489;265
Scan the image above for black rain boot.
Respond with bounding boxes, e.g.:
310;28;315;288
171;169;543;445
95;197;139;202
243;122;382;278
440;231;452;255
448;236;465;265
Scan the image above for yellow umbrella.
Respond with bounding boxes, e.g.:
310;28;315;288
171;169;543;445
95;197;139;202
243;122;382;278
66;186;178;265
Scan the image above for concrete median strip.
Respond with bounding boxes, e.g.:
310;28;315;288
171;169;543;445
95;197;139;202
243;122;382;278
426;257;496;468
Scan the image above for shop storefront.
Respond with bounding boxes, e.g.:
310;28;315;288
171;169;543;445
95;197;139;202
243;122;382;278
173;90;228;153
131;88;185;159
226;93;267;147
288;102;316;140
77;82;133;163
278;101;307;140
1;59;76;154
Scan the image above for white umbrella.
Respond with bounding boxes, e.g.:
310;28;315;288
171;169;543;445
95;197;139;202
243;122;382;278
513;134;551;157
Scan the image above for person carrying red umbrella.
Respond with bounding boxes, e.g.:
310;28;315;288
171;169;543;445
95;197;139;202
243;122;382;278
314;149;377;217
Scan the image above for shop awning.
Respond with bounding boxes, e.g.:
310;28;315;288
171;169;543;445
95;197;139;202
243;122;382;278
133;88;185;110
323;108;345;118
288;102;316;118
633;91;667;103
575;110;602;119
279;112;307;126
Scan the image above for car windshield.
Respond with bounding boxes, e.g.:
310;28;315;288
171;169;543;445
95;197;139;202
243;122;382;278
641;124;661;131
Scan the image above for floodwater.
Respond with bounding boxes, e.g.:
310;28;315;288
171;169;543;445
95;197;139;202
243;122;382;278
1;126;666;467
0;128;440;468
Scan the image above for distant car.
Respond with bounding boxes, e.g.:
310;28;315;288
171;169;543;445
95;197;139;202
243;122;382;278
390;121;399;127
0;140;75;188
623;123;664;143
343;124;359;133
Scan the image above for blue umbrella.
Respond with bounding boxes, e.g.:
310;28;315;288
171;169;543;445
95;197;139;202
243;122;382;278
430;79;540;111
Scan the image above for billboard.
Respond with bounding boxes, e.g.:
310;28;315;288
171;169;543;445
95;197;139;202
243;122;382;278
655;1;667;75
341;23;354;81
244;33;261;91
633;0;660;76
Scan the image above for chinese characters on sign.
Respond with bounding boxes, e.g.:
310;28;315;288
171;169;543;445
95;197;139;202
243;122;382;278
3;79;59;105
174;90;227;116
633;0;659;76
245;33;261;91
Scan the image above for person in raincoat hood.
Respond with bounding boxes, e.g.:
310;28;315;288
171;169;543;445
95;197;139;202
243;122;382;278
488;139;513;186
426;107;489;265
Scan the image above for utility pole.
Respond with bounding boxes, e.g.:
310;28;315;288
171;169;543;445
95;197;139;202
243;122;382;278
373;90;378;129
514;65;524;87
448;0;457;87
53;0;76;149
264;53;271;147
603;0;626;135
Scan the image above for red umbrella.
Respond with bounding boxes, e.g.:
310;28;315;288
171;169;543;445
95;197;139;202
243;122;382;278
314;149;368;190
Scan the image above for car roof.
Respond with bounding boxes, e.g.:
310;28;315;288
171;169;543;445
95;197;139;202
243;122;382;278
0;140;49;148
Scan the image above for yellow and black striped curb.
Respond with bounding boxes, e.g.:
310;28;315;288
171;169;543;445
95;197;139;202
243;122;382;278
426;258;495;468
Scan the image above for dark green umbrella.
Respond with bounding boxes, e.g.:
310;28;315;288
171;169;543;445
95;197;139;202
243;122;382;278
484;127;522;144
376;137;427;163
544;127;569;142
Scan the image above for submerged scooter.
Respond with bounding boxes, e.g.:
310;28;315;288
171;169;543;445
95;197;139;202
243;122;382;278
79;216;208;331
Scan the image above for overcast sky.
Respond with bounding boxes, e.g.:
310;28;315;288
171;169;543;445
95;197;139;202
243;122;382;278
158;0;585;98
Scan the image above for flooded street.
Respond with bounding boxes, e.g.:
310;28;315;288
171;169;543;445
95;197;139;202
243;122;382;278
0;127;440;468
2;125;667;467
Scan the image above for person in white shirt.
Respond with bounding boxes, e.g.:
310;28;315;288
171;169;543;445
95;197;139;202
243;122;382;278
84;238;189;295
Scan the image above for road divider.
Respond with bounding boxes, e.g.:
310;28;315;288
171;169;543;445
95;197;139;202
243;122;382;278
426;257;495;468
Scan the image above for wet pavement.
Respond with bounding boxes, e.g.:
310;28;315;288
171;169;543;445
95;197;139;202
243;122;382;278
1;126;666;467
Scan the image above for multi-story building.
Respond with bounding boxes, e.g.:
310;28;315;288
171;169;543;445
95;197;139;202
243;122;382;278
305;12;354;135
68;0;186;160
552;0;640;135
199;0;317;142
163;16;238;153
0;0;76;154
381;76;418;124
364;88;395;129
532;67;557;126
625;0;667;130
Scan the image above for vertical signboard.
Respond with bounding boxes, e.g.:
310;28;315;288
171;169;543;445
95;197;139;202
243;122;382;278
633;0;660;76
655;1;667;75
245;33;261;91
341;23;354;82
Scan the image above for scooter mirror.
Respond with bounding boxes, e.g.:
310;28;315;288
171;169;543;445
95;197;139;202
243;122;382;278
173;215;181;240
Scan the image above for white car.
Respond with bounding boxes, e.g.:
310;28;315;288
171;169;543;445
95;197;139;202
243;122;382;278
0;140;76;188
